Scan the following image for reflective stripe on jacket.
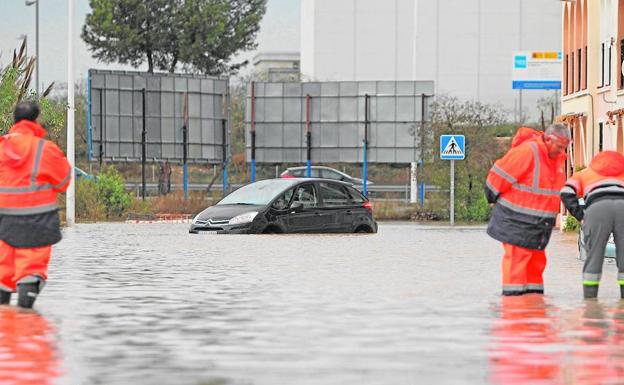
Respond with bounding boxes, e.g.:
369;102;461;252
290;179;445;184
0;121;71;215
485;127;566;250
561;151;624;221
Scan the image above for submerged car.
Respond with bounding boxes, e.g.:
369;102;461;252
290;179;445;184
578;230;616;261
189;178;377;234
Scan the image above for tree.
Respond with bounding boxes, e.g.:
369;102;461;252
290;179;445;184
0;39;64;143
82;0;267;75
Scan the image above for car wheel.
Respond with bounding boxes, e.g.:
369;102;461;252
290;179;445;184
354;225;373;234
262;225;282;234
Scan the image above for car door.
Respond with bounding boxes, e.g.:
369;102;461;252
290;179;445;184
344;185;370;231
266;187;296;229
318;182;352;232
287;183;323;232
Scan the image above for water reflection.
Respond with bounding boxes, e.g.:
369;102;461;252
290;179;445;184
0;307;61;385
490;295;562;384
490;296;624;385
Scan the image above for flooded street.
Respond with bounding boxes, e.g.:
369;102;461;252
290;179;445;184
3;223;624;385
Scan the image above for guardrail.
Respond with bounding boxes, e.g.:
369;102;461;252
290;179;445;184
125;182;442;197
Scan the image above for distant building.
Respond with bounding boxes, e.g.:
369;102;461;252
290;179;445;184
252;52;300;82
300;0;561;121
560;0;624;171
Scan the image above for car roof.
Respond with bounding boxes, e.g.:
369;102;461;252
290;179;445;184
286;177;358;187
287;166;336;171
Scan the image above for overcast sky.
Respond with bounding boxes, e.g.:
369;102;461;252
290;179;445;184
0;0;300;89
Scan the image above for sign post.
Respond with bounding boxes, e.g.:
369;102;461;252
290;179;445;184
440;135;465;226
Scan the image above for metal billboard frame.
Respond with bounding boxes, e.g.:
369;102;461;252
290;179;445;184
245;81;434;194
87;69;230;198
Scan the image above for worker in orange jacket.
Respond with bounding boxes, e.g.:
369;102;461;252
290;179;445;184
0;101;71;308
485;124;570;296
561;151;624;299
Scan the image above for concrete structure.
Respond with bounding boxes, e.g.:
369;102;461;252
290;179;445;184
252;52;300;82
560;0;624;171
300;0;562;121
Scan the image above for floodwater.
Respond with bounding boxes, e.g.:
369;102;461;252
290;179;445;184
2;223;624;385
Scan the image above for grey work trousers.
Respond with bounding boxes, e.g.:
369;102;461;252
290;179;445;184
581;198;624;284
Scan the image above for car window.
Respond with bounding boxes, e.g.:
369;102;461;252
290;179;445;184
321;169;342;180
292;184;318;209
346;185;366;204
292;168;321;178
320;182;350;207
272;188;295;210
218;179;298;206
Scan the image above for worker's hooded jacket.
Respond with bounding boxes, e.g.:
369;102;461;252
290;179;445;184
561;151;624;221
485;127;566;250
0;120;70;248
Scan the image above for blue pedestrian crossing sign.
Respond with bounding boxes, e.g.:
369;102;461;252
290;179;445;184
440;135;465;160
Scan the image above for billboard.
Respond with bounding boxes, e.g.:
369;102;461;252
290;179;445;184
88;69;229;164
512;51;562;90
245;81;435;164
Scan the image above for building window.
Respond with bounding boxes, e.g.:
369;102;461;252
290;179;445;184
599;122;604;152
621;39;624;89
577;48;582;91
602;43;606;87
608;44;613;86
564;54;569;95
572;52;575;92
584;46;588;90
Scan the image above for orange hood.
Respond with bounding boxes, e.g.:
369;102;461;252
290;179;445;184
0;120;47;168
589;151;624;176
511;127;543;148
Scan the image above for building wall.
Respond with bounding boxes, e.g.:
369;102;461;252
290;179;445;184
300;0;562;120
561;0;624;166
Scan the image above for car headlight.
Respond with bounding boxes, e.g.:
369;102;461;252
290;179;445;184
192;213;202;224
229;212;258;225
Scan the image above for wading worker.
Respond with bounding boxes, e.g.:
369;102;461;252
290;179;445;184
485;124;570;296
561;151;624;299
0;101;70;308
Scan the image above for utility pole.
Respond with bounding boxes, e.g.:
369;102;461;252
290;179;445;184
66;0;75;225
25;0;39;95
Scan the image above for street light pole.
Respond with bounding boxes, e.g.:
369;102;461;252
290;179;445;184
66;0;75;226
25;0;39;95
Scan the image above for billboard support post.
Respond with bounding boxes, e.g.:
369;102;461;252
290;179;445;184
222;119;228;196
99;89;103;167
306;94;312;178
419;93;426;208
183;93;189;201
363;94;370;197
141;88;146;201
250;82;256;183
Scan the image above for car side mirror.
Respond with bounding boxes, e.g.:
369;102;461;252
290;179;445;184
290;201;304;212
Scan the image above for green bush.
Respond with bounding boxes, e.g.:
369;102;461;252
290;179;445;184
563;215;581;233
458;193;491;222
76;178;106;221
96;166;132;219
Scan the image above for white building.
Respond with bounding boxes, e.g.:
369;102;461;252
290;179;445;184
300;0;562;120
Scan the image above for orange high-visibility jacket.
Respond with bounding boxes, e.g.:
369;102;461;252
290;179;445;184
561;151;624;220
0;120;70;248
0;120;70;215
485;127;566;250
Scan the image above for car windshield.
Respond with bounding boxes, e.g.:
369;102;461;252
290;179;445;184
217;179;298;206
